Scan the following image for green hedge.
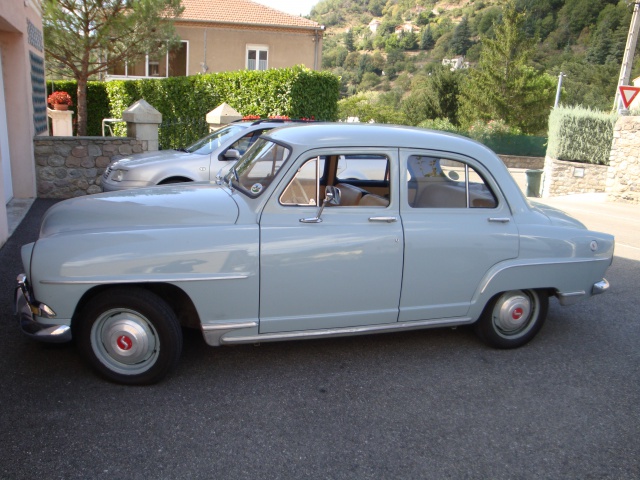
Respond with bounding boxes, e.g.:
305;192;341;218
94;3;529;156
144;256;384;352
106;66;339;126
482;135;547;157
418;118;547;157
48;66;340;137
547;106;617;166
47;80;110;136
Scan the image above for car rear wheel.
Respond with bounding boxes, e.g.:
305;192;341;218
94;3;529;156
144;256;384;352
76;288;182;385
475;289;548;349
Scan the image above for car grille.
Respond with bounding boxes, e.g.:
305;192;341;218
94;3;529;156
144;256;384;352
103;166;112;179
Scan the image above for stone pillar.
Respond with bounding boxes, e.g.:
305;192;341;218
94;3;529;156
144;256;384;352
607;116;640;204
47;108;74;136
122;99;162;151
206;103;242;131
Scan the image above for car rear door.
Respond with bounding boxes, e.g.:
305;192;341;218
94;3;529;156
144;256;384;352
399;149;519;321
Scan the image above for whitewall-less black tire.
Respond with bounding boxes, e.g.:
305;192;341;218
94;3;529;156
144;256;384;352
475;289;549;349
76;288;182;385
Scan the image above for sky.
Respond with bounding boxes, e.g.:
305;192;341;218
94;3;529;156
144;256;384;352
252;0;320;17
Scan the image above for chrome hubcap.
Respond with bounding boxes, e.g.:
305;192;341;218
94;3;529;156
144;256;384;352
91;309;159;374
493;291;533;336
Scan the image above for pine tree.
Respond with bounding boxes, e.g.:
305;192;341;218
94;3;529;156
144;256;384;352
458;0;555;134
450;16;472;56
420;26;435;50
345;29;356;52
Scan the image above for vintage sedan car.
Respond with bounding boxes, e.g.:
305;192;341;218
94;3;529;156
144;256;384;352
101;118;299;192
16;124;614;385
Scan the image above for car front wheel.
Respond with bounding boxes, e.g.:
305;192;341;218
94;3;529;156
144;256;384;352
76;288;182;385
475;289;549;349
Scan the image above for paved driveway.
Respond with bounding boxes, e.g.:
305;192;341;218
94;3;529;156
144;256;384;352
0;198;638;479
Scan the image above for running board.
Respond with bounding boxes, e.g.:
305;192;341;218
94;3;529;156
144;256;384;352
218;317;475;346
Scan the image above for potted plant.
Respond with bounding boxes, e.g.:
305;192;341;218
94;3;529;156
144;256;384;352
47;91;73;111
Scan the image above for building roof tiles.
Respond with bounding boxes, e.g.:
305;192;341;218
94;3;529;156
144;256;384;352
178;0;321;29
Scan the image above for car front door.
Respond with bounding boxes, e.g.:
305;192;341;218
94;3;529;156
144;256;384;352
399;149;519;321
258;149;404;334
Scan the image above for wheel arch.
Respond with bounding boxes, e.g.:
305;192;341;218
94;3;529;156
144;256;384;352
72;283;201;330
158;176;194;185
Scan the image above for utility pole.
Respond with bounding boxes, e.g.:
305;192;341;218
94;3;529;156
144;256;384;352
613;0;640;112
554;72;566;108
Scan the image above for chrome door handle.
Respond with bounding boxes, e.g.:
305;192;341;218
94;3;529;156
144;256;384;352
488;217;510;223
369;216;397;223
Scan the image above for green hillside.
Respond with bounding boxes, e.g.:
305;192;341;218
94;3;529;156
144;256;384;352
310;0;640;131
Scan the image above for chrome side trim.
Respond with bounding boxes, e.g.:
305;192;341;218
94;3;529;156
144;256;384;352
201;321;259;346
592;278;609;295
220;317;474;345
40;273;249;285
556;291;585;306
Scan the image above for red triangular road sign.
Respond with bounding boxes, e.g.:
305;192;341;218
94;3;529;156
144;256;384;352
619;86;640;109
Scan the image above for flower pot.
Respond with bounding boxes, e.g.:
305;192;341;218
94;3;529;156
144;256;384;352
53;104;69;111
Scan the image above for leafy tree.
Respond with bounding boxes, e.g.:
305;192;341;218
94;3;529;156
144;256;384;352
400;31;418;50
43;0;184;136
401;67;462;125
458;0;555;134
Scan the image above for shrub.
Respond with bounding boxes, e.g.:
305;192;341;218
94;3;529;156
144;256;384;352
547;106;617;165
418;118;460;133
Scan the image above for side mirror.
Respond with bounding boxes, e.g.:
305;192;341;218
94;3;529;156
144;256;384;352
300;185;341;224
223;149;240;160
324;185;341;206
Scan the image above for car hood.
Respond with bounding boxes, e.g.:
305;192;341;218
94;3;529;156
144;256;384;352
529;201;586;229
112;150;192;168
40;184;238;237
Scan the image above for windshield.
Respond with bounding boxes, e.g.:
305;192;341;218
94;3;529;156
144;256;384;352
228;138;291;197
185;125;247;155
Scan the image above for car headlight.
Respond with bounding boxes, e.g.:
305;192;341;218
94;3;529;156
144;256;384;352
111;169;126;182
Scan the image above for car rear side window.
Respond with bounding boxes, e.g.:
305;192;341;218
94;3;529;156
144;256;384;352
407;155;497;209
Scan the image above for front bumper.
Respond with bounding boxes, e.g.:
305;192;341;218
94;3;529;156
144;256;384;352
15;274;71;343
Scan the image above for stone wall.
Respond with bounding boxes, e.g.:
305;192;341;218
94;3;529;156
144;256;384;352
541;156;608;197
498;155;544;170
34;136;145;198
607;116;640;204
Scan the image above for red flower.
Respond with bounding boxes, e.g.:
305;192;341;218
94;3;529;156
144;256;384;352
47;91;73;106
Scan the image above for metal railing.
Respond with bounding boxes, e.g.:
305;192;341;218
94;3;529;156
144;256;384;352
102;118;125;137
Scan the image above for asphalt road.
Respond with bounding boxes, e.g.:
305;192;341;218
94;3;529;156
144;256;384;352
1;198;638;479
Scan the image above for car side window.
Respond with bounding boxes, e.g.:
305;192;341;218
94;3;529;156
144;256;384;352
229;129;270;156
280;157;325;206
281;154;391;208
336;155;389;182
407;155;497;209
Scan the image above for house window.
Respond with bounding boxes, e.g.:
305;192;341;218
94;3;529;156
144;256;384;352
247;45;268;71
107;41;188;78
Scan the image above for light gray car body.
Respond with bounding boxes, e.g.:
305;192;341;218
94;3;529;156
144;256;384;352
16;123;614;383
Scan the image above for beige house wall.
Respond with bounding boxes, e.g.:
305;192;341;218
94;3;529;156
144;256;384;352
0;0;45;248
176;24;323;75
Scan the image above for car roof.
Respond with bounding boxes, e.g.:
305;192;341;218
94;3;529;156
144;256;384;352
264;123;493;157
